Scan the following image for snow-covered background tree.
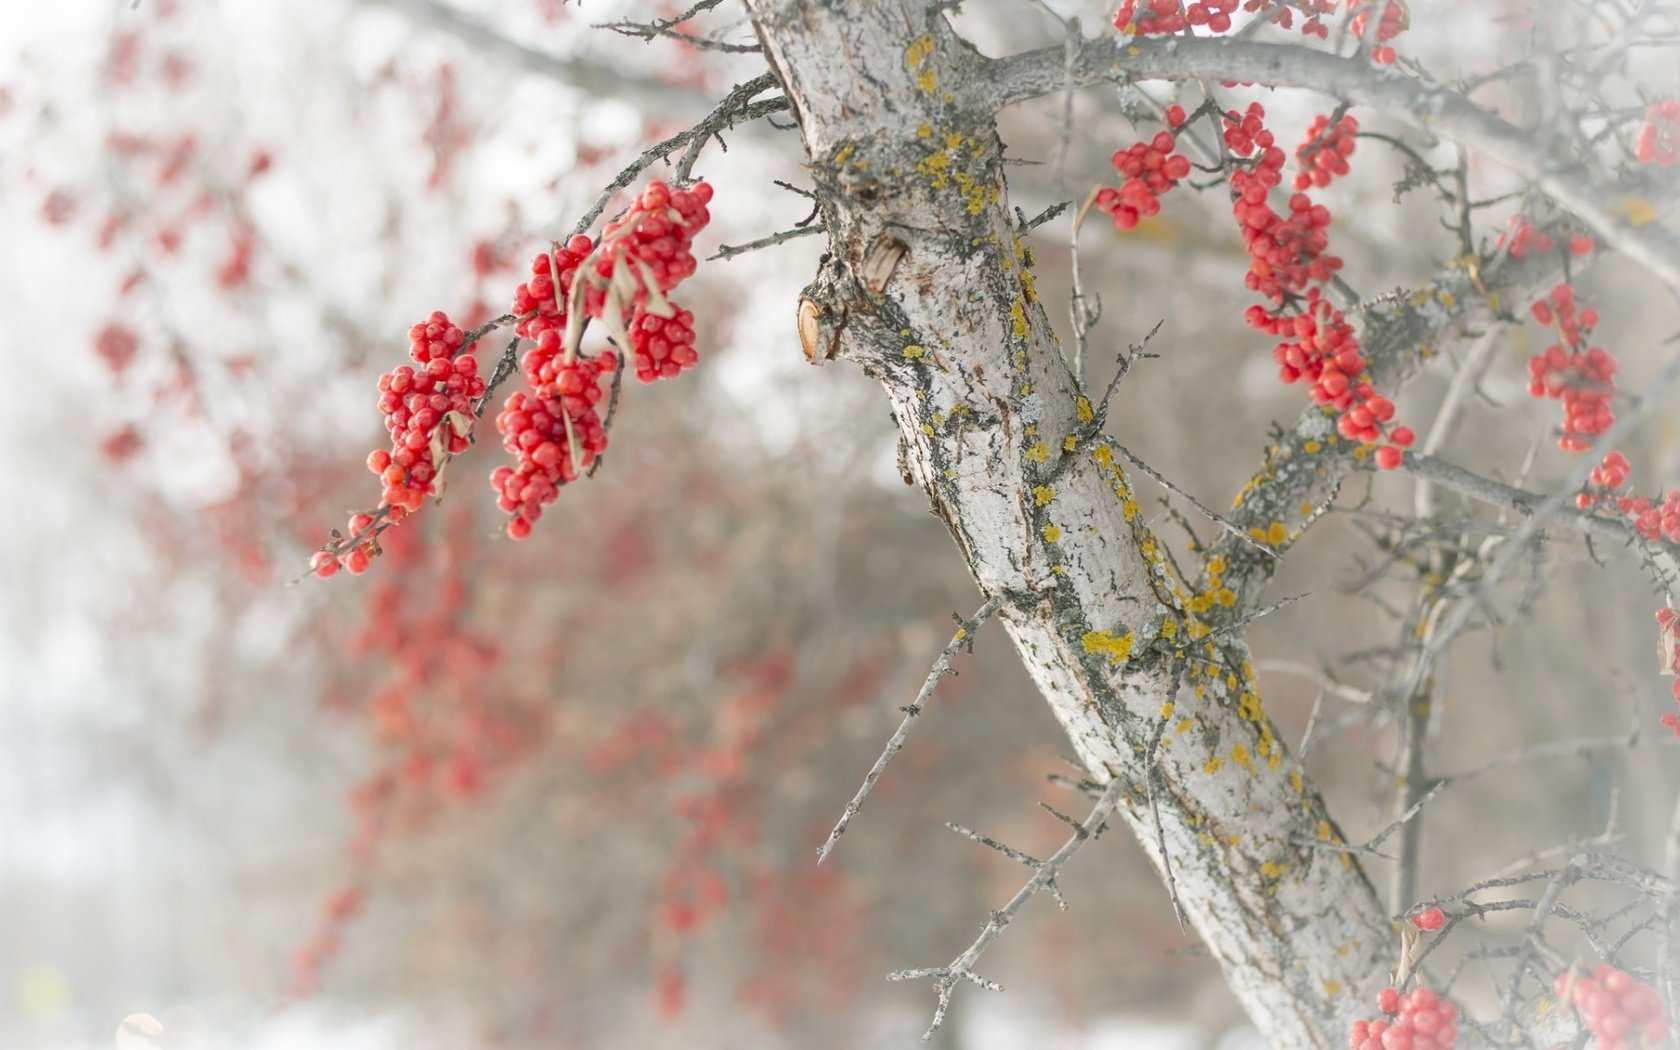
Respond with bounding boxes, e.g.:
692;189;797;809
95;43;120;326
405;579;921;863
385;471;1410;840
6;0;1680;1047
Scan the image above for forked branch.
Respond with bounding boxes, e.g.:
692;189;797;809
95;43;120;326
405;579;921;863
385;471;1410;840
888;776;1128;1040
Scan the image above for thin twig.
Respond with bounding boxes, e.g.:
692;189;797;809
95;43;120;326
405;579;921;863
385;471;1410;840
816;598;1003;864
945;822;1069;910
1108;439;1283;562
599;0;762;53
709;223;823;261
888;776;1128;1040
1089;319;1163;434
568;75;786;239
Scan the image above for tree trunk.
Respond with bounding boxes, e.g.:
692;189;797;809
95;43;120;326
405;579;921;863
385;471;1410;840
743;1;1393;1045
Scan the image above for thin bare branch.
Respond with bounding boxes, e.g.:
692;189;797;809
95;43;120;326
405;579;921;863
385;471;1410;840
888;776;1128;1040
816;598;1003;864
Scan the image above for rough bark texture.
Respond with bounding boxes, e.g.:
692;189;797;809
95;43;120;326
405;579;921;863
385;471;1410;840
742;2;1394;1045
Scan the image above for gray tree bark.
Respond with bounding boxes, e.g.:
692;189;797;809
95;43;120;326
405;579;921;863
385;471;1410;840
742;2;1395;1045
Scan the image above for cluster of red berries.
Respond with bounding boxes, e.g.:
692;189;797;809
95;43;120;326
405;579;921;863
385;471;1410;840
1347;0;1407;63
313;311;484;578
1411;905;1445;931
1112;0;1191;33
1588;449;1631;493
1110;0;1241;34
1636;100;1680;166
1526;283;1616;452
601;178;712;295
512;233;596;337
1112;0;1339;37
311;179;715;572
1348;986;1458;1049
490;334;615;539
1614;489;1680;547
1222;102;1276;158
629;306;699;383
1186;0;1240;31
1500;219;1598;260
1555;965;1668;1049
1214;104;1410;468
1503;220;1553;258
1230;0;1333;36
1096;129;1193;230
1294;113;1358;190
509;180;711;382
494;180;713;538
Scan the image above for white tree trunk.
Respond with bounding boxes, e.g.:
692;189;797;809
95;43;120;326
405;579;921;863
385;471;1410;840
744;2;1394;1044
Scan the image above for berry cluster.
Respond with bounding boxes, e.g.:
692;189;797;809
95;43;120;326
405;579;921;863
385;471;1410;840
1112;0;1336;37
1294;113;1358;190
314;311;484;578
1348;986;1458;1049
509;180;711;383
511;233;597;336
1220;104;1411;467
1346;0;1407;63
1111;0;1240;34
1532;268;1680;552
490;334;615;539
1237;0;1334;36
1186;0;1240;31
311;179;715;573
1555;965;1668;1049
494;180;713;538
1096;130;1193;230
1588;449;1631;494
1411;905;1445;932
1573;445;1680;548
629;306;699;383
1502;220;1553;258
1636;100;1680;166
1526;283;1616;452
601;178;712;303
1112;0;1191;34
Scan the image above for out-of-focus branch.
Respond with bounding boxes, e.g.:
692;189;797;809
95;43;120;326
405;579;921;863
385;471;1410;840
356;0;712;115
1414;330;1501;520
1401;453;1640;545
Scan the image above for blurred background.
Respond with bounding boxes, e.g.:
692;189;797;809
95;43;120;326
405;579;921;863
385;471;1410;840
3;1;1679;1047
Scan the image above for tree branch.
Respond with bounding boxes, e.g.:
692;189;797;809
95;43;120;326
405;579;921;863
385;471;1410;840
356;0;709;115
816;598;1002;864
888;776;1128;1041
984;36;1680;298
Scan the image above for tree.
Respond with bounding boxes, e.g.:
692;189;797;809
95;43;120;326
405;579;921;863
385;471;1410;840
12;0;1680;1047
